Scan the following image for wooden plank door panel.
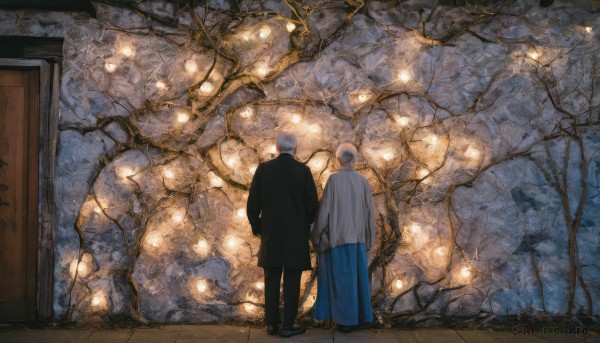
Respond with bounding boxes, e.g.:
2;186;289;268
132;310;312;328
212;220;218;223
0;69;38;321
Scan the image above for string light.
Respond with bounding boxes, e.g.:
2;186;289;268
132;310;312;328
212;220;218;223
104;61;118;73
200;81;214;94
409;223;422;234
239;106;253;118
69;258;90;278
311;159;323;169
155;80;166;90
267;145;277;155
172;212;184;223
394;279;403;289
119;45;135;57
286;21;296;32
163;169;174;179
241;31;251;42
396;116;409;127
244;303;256;312
209;172;224;187
258;25;272;39
225;235;239;249
225;156;238;168
465;146;481;160
398;70;410;83
116;166;135;179
528;51;540;60
417;168;429;179
460;266;472;279
185;60;198;73
94;205;102;214
146;233;163;248
256;65;268;77
91;293;106;307
177;112;190;123
255;281;265;290
248;165;258;174
236;208;246;218
435;246;448;256
585;26;592;33
309;124;321;134
195;239;209;255
291;114;301;124
358;93;369;103
196;279;208;293
424;135;438;145
382;151;393;161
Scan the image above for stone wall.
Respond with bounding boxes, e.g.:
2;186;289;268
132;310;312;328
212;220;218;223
1;0;599;326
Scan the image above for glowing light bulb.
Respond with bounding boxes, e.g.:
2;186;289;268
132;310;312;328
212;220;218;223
69;259;90;278
398;70;411;83
460;266;472;279
94;205;102;214
185;60;198;73
172;212;184;223
104;62;117;73
528;51;540;60
196;280;208;293
394;279;403;289
382;151;393;161
155;80;166;90
435;246;447;256
120;45;134;57
209;173;223;188
177;112;190;123
291;114;301;124
417;168;429;179
236;208;246;218
465;146;481;160
585;26;592;33
245;303;256;312
225;156;237;168
249;165;257;174
241;31;251;42
226;236;238;249
258;25;272;39
425;135;438;145
396;116;409;127
164;169;174;179
309;124;320;134
146;233;162;248
311;160;323;169
358;93;369;103
91;294;105;307
200;81;214;94
267;145;277;155
256;65;268;77
286;21;296;32
117;166;135;179
196;239;208;252
410;223;422;234
239;106;253;118
255;281;265;290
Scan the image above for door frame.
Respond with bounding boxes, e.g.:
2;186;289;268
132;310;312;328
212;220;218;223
0;58;60;320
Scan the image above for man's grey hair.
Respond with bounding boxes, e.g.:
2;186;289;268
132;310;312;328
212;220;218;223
276;131;298;154
336;143;357;166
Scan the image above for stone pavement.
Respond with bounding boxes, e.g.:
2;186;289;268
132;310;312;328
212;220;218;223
0;325;598;343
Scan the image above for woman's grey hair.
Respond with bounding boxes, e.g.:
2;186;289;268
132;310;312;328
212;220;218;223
336;143;357;166
276;131;298;154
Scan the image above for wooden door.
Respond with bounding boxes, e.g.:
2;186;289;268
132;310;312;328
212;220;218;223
0;69;39;321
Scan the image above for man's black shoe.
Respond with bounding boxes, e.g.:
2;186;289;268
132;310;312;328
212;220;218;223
279;325;306;338
266;324;279;335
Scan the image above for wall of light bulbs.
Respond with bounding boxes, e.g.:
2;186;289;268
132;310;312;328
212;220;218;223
1;0;598;325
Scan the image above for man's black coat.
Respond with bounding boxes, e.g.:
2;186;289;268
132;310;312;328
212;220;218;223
246;153;319;270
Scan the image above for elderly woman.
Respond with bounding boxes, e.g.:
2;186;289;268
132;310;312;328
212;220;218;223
311;143;376;332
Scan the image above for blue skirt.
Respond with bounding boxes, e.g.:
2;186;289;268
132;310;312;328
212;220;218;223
313;243;373;326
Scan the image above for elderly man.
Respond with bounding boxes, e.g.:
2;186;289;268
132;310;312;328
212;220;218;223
247;131;319;338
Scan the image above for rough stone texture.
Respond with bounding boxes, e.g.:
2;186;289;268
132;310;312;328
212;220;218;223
1;0;599;325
